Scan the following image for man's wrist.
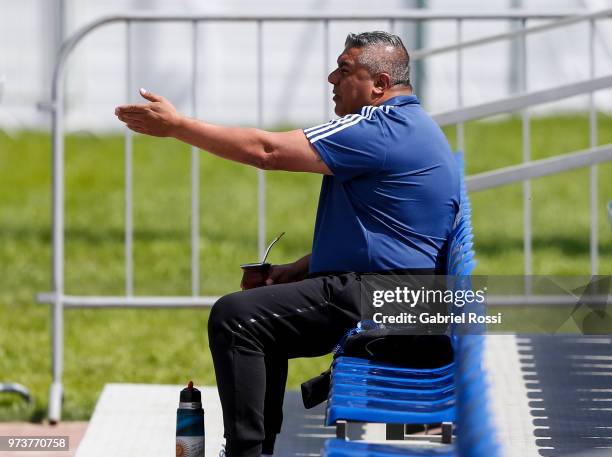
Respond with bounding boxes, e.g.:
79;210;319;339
295;255;310;278
170;114;187;139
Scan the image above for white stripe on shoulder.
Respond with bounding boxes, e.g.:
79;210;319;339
303;116;353;134
304;114;362;139
308;116;366;143
306;105;396;143
303;119;335;134
309;105;385;143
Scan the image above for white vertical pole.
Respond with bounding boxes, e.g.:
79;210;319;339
521;18;532;281
456;19;464;151
49;40;66;425
191;21;200;296
589;19;598;276
125;21;134;296
257;20;265;259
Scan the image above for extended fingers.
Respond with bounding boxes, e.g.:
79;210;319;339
115;104;148;115
117;115;146;132
125;123;147;134
117;112;146;123
124;119;144;127
139;88;164;103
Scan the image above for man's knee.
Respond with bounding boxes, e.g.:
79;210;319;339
208;291;249;337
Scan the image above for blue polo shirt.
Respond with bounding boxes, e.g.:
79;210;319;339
304;95;459;274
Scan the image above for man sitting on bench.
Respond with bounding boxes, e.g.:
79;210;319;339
115;31;459;457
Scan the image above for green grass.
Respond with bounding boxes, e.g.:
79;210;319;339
1;114;611;421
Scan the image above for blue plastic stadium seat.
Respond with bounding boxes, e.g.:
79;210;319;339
326;394;456;425
330;383;454;401
322;439;456;457
334;357;455;377
331;370;454;391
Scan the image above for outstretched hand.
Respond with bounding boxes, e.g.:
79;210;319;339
115;88;181;137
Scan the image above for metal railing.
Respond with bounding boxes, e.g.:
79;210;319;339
39;8;611;423
431;75;612;193
413;7;612;278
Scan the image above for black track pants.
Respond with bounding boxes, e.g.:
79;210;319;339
207;272;362;457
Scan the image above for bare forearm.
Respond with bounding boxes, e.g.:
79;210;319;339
294;254;311;276
173;116;270;169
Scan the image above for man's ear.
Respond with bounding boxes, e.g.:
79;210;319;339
373;73;392;95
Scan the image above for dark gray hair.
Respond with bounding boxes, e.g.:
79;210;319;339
344;31;411;88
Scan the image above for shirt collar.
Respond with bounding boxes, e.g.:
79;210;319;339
381;94;420;107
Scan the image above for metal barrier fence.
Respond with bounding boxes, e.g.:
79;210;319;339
418;7;612;278
38;8;612;423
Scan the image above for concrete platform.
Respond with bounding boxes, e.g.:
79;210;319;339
485;334;541;457
74;384;333;457
484;334;612;457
